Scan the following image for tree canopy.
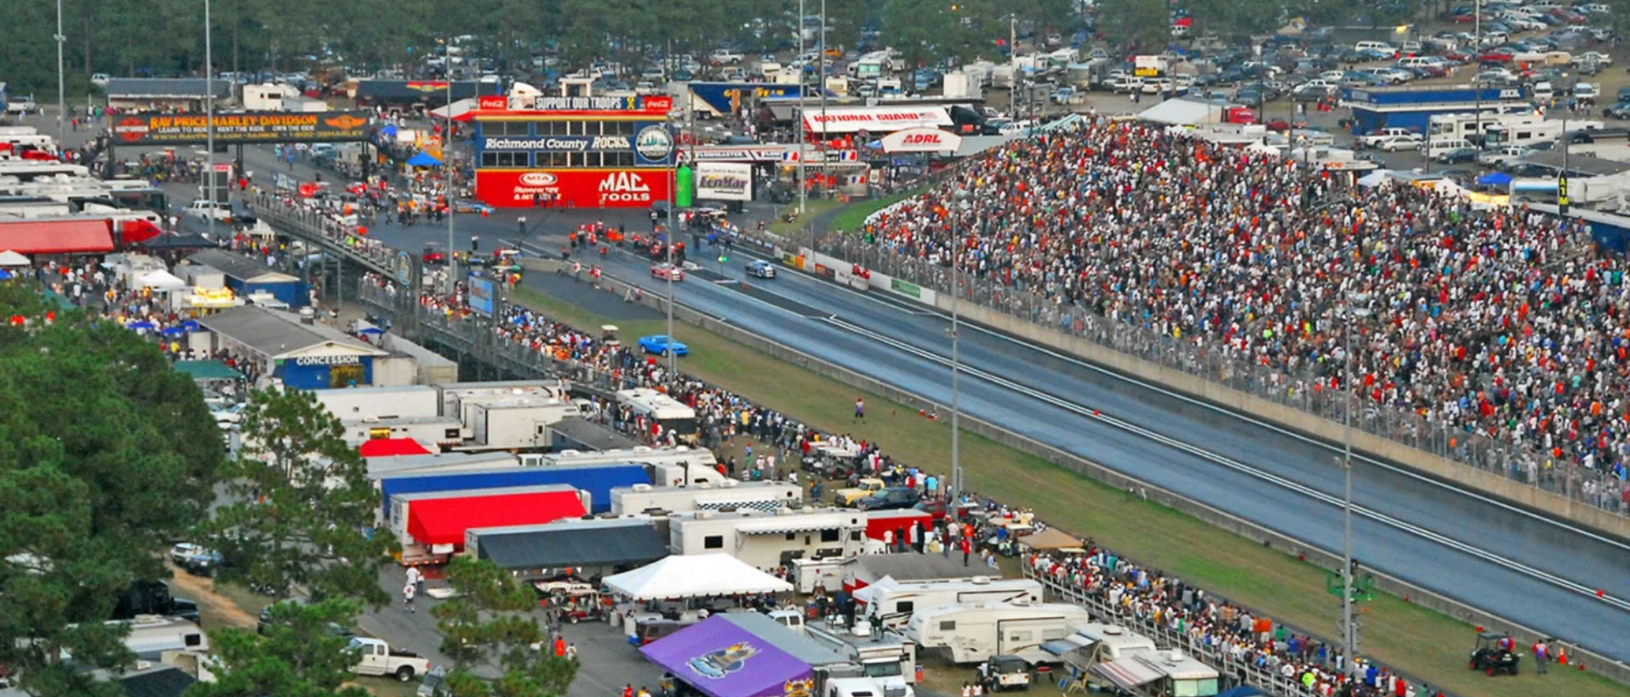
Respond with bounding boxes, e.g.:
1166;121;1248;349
0;285;221;697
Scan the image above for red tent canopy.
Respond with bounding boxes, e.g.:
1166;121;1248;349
117;218;163;246
406;490;587;547
0;220;113;254
358;438;433;457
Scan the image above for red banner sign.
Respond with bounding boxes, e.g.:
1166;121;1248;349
475;169;673;209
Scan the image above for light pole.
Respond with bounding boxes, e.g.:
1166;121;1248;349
1341;289;1370;681
666;109;677;374
54;0;65;144
797;0;807;216
205;0;216;244
949;190;968;497
446;67;456;292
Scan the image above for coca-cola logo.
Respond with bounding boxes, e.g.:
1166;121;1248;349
520;172;558;186
478;95;508;110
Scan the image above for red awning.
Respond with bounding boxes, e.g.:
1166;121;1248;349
117;218;163;246
0;220;114;255
358;438;433;457
406;491;587;547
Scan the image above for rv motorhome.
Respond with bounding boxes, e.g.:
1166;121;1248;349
667;508;867;570
611;480;802;516
905;601;1090;665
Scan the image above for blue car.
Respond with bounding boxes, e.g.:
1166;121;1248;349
639;335;689;356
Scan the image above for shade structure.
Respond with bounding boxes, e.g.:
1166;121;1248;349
0;250;30;267
406;152;441;167
639;615;814;697
1477;171;1513;187
359;438;433;458
137;270;188;291
405;489;587;547
605;553;793;600
1018;528;1081;551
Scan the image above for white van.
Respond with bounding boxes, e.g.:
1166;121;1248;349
1354;41;1396;56
1424;137;1475;158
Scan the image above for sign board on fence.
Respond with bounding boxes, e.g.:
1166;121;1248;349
111;111;374;145
879;127;963;154
469;276;496;317
694;162;753;202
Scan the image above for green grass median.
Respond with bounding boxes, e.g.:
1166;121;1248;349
829;185;930;233
511;285;1629;697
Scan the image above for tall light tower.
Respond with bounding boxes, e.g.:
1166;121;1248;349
205;0;216;244
796;0;807;216
1341;290;1371;680
55;0;66;144
949;190;969;496
446;65;457;292
665;107;677;374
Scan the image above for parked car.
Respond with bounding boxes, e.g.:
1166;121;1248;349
745;259;777;279
349;637;430;682
168;543;223;576
1435;147;1480;164
1374;135;1422;151
856;487;922;511
637;335;688;356
1477;145;1534;166
1607;101;1630;120
1572;51;1613;68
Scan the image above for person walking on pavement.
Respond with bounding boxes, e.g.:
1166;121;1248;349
961;535;972;566
405;565;423;594
403;581;416;613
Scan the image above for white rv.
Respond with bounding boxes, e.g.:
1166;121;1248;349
614;388;699;444
611;480;802;515
856;577;1044;628
315;385;441;421
905;601;1090;665
667;508;867;570
118;615;210;660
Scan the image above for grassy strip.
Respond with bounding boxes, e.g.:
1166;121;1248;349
828;185;931;233
510;286;1628;697
769;198;844;237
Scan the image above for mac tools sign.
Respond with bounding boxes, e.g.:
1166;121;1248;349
879;127;962;153
694;163;752;202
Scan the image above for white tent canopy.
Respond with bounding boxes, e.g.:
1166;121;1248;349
138;270;188;291
429;98;478;121
0;250;30;267
851;575;899;604
604;554;793;600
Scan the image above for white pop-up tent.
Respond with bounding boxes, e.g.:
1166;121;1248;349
604;553;793;600
0;250;30;267
138;270;188;291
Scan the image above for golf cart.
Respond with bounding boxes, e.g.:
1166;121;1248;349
1469;632;1520;676
600;325;622;349
979;654;1032;691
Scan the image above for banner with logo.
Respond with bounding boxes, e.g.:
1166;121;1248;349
802;106;953;134
879;127;962;154
110;111;373;145
469;277;495;316
474;169;673;209
694;163;752;202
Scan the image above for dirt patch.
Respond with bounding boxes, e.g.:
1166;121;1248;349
164;561;260;630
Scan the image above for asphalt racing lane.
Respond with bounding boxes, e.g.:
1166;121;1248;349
536;248;1630;659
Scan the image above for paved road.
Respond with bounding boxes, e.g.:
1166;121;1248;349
220;139;1630;660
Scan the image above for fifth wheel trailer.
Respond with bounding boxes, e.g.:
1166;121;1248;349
610;480;802;515
856;577;1044;628
387;484;588;565
906;601;1090;665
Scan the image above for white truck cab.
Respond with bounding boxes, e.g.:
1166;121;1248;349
349;636;431;682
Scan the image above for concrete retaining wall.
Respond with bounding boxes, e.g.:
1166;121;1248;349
534;261;1630;686
932;297;1630;542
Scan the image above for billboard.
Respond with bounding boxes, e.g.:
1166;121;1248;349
686;82;807;116
475;169;673;209
469;276;495;316
694;163;752;202
110;111;373;145
476;121;673;165
879;127;962;153
802;106;953;134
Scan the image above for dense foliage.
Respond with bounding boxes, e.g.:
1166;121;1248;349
0;285;221;697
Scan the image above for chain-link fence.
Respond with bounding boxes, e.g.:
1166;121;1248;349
814;233;1623;521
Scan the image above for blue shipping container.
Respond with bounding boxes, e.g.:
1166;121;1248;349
379;463;652;516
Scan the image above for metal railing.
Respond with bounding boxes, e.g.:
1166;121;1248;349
246;192;397;276
1021;560;1416;697
814;233;1627;522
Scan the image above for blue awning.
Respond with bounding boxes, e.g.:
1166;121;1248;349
1477;171;1513;187
406;152;441;167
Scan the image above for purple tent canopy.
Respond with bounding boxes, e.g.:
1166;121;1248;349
640;616;813;697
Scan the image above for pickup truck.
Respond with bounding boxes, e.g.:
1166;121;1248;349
834;478;886;507
1358;128;1422;147
349;636;431;681
709;49;744;65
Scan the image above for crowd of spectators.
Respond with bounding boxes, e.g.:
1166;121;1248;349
854;117;1630;513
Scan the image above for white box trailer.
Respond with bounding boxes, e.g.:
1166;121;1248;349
439;380;571;422
343;416;466;448
906;601;1091;665
316;385;440;421
611;480;802;515
806;617;919;687
535;446;723;486
667;508;867;570
856;577;1044;628
460;396;580;451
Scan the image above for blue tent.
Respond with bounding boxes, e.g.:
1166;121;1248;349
161;326;188;336
1477;171;1513;187
406;152;441;167
1216;687;1264;697
126;321;157;331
